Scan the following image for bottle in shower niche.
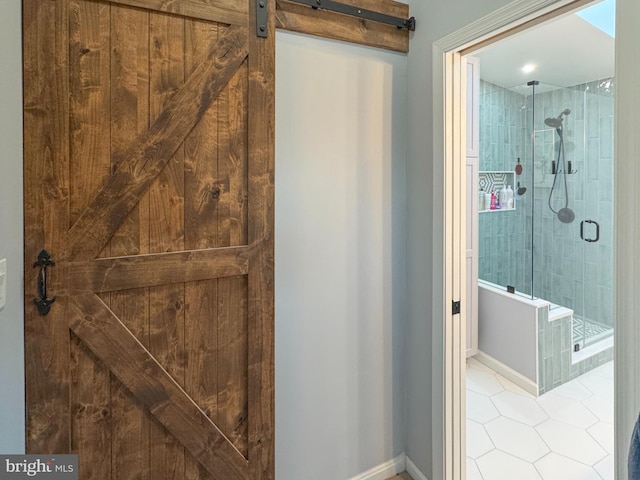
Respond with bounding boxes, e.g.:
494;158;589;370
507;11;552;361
499;185;508;209
478;188;485;211
506;185;514;209
490;191;496;210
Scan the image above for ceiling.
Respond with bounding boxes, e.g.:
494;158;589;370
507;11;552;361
474;4;615;92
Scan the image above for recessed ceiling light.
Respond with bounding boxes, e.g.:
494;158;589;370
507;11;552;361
522;63;536;74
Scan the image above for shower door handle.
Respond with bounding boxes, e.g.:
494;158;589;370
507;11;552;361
580;220;600;243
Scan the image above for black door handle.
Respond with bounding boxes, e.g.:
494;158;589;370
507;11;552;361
33;249;56;315
580;220;600;243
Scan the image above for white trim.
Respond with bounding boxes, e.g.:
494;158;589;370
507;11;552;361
433;0;577;52
614;3;640;478
346;453;432;480
474;350;539;397
406;456;430;480
346;454;406;480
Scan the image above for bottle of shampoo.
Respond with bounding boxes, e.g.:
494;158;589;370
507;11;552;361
499;185;508;209
478;188;485;211
507;185;514;209
490;191;496;210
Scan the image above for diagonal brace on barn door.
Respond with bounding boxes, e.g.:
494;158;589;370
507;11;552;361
69;294;250;480
67;25;249;261
290;0;415;30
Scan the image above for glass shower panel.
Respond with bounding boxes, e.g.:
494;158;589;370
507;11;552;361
477;81;532;297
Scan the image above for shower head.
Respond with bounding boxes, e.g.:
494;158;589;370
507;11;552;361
544;117;563;128
544;108;571;129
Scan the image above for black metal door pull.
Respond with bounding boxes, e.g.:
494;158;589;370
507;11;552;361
33;249;56;315
580;220;600;243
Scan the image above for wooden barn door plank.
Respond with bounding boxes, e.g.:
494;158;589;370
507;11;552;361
23;0;71;454
108;5;152;479
67;1;113;477
247;0;275;477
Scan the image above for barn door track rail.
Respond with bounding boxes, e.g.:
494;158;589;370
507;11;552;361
289;0;415;30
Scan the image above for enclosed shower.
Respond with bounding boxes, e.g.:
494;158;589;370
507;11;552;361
476;77;614;393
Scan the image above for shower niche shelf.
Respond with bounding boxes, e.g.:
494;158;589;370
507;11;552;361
479;171;516;213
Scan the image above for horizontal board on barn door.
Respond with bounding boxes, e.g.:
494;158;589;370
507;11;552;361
23;0;274;478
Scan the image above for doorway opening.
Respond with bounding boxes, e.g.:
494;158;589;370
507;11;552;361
432;0;620;479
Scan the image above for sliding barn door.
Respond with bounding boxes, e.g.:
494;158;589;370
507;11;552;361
23;0;274;478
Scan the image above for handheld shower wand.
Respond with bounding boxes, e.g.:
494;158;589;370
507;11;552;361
545;109;575;223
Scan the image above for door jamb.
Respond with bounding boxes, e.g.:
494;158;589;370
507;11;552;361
431;1;626;479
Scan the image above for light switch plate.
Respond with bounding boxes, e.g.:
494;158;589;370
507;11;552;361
0;258;6;310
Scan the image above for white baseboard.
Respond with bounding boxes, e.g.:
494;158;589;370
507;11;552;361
346;453;430;480
405;456;429;480
474;350;538;396
347;453;406;480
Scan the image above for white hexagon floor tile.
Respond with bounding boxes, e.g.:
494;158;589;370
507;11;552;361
467;419;494;459
535;419;607;466
546;377;593;402
536;392;598;429
467;389;500;424
466;457;483;480
476;449;542;480
484;416;549;462
582;394;614;423
496;374;530;396
578;371;614;398
594;454;614;480
466;365;505;396
491;390;548;426
534;452;602;480
587;421;614;454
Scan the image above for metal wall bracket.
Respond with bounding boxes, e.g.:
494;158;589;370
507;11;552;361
256;0;268;37
290;0;416;31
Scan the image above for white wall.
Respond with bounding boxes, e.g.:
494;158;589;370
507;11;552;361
0;0;25;454
405;0;523;476
275;31;407;479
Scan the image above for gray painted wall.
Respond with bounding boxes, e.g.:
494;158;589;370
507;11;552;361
275;31;407;479
0;0;25;454
405;0;525;476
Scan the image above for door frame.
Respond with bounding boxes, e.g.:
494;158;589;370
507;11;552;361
432;0;637;478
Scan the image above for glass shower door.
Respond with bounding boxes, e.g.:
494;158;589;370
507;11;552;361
575;79;615;349
531;80;614;350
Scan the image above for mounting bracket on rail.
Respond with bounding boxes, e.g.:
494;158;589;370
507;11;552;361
290;0;416;31
256;0;268;37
